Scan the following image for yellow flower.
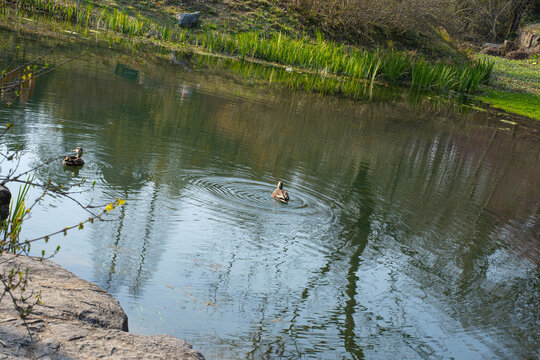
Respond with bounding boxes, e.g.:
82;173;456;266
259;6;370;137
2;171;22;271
105;203;114;213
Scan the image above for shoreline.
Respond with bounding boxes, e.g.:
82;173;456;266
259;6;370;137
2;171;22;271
0;254;205;359
0;5;522;112
2;3;538;121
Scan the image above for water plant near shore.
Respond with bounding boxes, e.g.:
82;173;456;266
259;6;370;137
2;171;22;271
190;54;387;101
192;53;478;113
1;0;493;95
190;28;493;93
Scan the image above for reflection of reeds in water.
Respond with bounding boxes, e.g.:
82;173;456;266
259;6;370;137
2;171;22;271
193;54;400;102
4;0;493;95
192;53;477;115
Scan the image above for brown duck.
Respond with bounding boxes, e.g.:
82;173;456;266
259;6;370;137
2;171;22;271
63;147;85;167
271;181;290;203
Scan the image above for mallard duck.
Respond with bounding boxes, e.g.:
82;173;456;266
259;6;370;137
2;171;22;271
63;147;85;167
271;181;290;203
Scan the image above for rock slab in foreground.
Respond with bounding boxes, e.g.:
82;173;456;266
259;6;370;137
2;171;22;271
0;254;204;359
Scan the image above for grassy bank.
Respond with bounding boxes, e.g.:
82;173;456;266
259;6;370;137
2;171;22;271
2;0;494;93
4;0;538;121
478;89;539;120
477;55;540;120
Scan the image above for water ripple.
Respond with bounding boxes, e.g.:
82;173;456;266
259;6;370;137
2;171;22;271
185;176;338;218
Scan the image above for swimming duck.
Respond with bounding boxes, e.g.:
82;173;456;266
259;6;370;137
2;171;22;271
63;147;85;167
271;181;290;203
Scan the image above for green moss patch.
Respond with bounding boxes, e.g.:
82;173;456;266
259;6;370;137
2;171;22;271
475;54;540;121
478;89;540;121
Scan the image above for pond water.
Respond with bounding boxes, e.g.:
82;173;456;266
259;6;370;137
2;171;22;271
1;28;539;359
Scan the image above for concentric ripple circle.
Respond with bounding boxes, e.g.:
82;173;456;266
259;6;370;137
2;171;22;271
183;175;338;218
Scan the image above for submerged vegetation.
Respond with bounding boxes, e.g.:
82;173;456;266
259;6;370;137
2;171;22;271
1;0;494;96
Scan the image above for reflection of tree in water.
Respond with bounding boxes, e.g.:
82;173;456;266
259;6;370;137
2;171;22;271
100;182;160;297
5;32;540;358
91;149;176;297
456;128;500;296
132;184;158;294
104;200;126;292
370;124;540;358
450;127;539;357
341;162;373;359
252;162;373;359
89;180;173;298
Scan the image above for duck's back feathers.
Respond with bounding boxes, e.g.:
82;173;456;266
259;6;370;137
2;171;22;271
63;155;85;167
272;188;289;203
63;147;85;167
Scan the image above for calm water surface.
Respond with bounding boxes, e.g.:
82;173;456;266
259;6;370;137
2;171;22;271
1;29;539;359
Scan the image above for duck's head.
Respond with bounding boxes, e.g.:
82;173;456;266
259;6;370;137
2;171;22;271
73;147;84;157
277;181;284;189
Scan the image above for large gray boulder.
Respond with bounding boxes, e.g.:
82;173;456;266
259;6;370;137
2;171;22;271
0;254;204;359
176;12;200;28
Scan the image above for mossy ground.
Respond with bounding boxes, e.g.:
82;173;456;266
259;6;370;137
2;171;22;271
523;23;540;36
477;54;540;120
97;0;302;36
478;89;539;120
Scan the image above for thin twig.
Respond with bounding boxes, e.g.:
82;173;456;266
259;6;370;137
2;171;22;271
0;35;68;80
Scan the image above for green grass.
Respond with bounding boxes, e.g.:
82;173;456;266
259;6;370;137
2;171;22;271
9;0;150;36
1;179;31;248
191;28;493;93
478;89;540;120
478;54;540;95
475;54;540;120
